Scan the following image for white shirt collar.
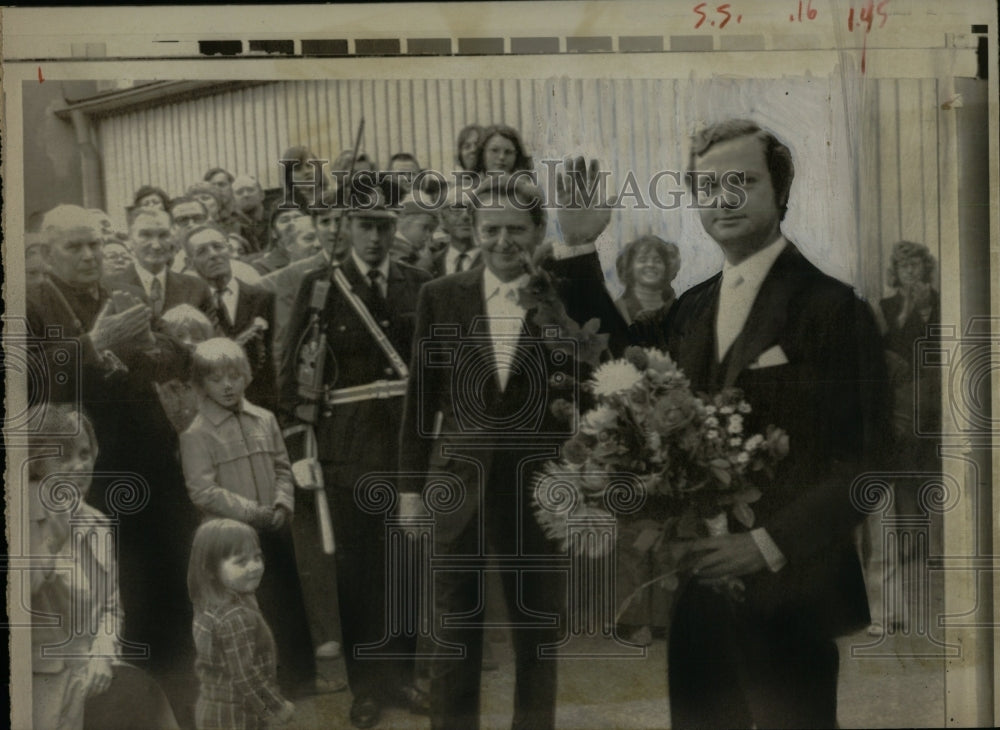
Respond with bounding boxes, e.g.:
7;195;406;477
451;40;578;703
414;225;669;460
351;249;390;280
134;264;167;294
721;235;788;291
446;245;479;271
214;275;237;296
482;267;530;301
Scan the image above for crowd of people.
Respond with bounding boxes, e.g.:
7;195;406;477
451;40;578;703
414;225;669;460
23;116;938;730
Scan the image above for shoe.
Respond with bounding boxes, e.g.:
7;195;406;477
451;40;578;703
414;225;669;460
866;623;884;637
350;695;381;729
388;683;431;715
298;674;347;695
315;640;342;659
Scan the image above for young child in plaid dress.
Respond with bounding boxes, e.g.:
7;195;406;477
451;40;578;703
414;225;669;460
180;338;327;697
188;519;295;729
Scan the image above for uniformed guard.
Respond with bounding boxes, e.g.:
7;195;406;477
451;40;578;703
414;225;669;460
279;176;431;729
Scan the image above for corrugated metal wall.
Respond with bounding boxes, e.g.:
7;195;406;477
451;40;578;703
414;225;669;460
97;76;944;299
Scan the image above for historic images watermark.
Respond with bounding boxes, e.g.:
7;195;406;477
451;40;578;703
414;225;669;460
278;159;750;213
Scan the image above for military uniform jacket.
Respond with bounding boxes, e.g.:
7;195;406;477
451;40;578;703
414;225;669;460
279;256;431;484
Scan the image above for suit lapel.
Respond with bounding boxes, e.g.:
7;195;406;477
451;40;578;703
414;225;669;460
458;270;502;396
721;244;799;388
232;286;253;333
671;274;721;393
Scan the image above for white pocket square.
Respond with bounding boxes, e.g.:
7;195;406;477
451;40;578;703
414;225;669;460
749;345;789;369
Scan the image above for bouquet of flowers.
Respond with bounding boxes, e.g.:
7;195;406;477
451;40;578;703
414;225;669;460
532;346;789;561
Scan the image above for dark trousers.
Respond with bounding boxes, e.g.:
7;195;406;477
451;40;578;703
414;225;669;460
429;457;565;730
668;583;839;730
327;484;416;700
256;526;317;692
291;486;342;648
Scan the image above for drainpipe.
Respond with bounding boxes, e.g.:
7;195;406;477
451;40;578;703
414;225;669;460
69;109;104;210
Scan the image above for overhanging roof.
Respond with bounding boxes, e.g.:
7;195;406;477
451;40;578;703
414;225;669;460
54;80;268;119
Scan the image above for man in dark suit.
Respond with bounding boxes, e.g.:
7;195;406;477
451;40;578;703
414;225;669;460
280;185;432;729
109;207;216;321
397;172;627;730
183;223;278;412
430;194;481;278
663;119;890;729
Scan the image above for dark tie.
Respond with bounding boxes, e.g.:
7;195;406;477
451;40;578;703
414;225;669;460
216;288;232;331
455;252;469;273
367;269;384;299
149;277;163;316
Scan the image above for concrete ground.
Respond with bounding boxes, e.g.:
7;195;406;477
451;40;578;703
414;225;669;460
293;527;948;728
296;609;946;729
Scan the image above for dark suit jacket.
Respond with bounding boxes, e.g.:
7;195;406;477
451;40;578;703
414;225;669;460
399;256;625;544
217;280;278;413
279;257;431;485
430;246;483;279
664;242;890;637
546;250;631;358
109;264;216;321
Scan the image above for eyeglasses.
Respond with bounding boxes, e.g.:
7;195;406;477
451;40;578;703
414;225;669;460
174;214;207;226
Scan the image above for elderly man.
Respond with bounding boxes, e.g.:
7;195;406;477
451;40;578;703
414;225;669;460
280;181;431;729
26;205;199;723
183;223;279;412
662;120;890;729
109;207;216;323
170;196;262;286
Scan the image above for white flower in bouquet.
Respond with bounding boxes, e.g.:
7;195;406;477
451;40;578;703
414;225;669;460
727;415;744;434
744;434;764;452
590;360;644;397
644;348;678;374
580;403;619;435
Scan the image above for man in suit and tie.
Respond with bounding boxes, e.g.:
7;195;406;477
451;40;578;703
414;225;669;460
110;207;216;321
430;194;481;278
280;182;432;729
397;172;627;730
663;119;890;729
183;223;278;412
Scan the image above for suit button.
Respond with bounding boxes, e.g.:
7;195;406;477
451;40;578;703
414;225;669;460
384;367;394;376
380;320;390;328
338;325;347;332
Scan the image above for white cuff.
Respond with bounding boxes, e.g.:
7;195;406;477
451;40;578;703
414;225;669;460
750;528;787;572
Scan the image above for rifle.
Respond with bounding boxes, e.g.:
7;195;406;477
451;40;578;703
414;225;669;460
293;117;365;424
287;116;367;555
